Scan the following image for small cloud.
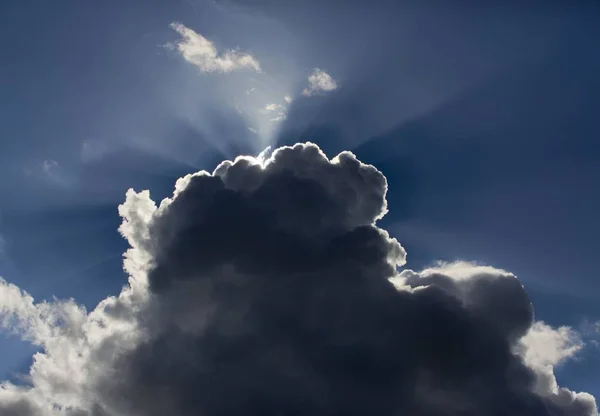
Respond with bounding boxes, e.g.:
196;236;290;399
81;139;107;163
579;319;600;339
168;22;261;73
247;127;258;134
41;160;75;188
284;95;292;104
270;112;286;122
42;159;62;184
302;68;338;97
43;159;59;175
246;87;257;95
264;103;282;111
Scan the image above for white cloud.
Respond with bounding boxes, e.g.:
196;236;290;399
302;68;338;96
517;322;585;396
269;111;286;122
168;22;261;73
263;101;289;122
420;260;511;281
246;87;257;95
284;95;292;103
264;103;282;111
519;322;583;370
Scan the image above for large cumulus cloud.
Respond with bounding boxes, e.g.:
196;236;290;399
0;143;597;415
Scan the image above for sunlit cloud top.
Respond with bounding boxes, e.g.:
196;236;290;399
168;22;261;73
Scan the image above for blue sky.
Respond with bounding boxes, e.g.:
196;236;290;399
0;0;599;413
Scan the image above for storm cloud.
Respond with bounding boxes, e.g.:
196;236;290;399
0;143;597;415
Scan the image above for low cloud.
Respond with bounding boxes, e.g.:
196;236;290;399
0;143;597;415
168;22;261;73
302;68;338;96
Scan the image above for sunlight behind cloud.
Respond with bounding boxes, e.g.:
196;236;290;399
231;87;295;151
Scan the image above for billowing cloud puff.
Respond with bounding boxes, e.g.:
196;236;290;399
0;143;597;415
302;68;338;96
168;22;261;73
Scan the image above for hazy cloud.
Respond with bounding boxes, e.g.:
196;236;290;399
264;102;288;122
264;103;282;111
168;22;261;73
40;159;75;189
81;139;109;163
0;143;596;415
302;68;338;96
42;159;59;175
269;111;286;122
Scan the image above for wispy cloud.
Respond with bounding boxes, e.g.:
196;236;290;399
168;22;261;73
40;159;75;189
264;103;282;111
269;111;287;122
42;159;59;175
302;68;338;96
81;139;108;163
262;99;290;123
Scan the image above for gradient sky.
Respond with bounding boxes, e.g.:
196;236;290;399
0;0;599;402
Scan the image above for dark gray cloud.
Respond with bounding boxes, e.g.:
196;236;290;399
0;143;596;415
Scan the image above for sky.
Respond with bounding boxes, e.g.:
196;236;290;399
0;0;599;414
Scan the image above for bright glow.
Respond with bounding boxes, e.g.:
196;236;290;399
232;90;295;151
